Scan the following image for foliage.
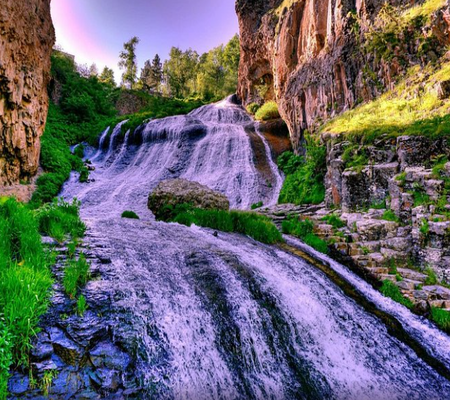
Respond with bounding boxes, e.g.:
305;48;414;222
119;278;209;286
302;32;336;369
251;201;264;210
119;37;140;89
430;307;450;333
35;198;86;242
246;103;261;115
255;101;280;121
140;55;163;94
282;218;329;254
382;210;400;223
0;319;13;400
41;370;58;397
424;266;438;285
321;214;346;229
121;210;140;219
278;137;327;205
63;254;90;299
160;204;282;244
76;295;88;317
380;280;414;309
163;35;240;100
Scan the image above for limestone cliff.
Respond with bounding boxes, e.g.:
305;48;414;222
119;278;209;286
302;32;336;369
0;0;55;185
236;0;450;152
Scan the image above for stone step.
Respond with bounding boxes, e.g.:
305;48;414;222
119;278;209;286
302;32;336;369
366;266;389;275
396;268;428;282
396;279;424;291
379;274;397;283
422;285;450;300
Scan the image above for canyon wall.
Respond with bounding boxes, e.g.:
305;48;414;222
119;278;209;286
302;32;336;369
236;0;450;152
0;0;55;185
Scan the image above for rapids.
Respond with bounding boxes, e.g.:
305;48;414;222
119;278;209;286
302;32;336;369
61;96;450;399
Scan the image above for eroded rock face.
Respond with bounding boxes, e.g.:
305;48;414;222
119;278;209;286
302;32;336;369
0;0;55;185
148;179;230;219
236;0;450;152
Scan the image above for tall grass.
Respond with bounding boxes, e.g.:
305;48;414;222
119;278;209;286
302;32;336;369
63;255;90;299
164;205;283;244
281;218;329;254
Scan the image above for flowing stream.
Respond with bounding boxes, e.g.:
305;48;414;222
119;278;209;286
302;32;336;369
61;96;450;399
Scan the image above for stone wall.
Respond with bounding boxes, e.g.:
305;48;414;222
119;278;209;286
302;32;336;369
0;0;55;185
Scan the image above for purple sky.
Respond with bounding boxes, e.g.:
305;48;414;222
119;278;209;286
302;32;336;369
51;0;239;82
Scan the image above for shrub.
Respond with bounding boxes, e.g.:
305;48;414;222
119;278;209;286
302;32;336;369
255;101;280;121
63;254;90;299
246;102;261;115
380;280;414;309
278;137;327;205
167;206;282;244
121;210;140;219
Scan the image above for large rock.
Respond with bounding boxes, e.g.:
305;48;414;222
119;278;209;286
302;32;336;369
236;0;448;151
148;179;230;219
0;0;55;185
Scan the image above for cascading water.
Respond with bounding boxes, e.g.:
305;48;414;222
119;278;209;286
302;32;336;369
61;96;450;399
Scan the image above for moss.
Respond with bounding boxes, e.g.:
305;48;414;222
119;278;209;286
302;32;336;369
382;210;400;223
255;101;280;121
121;210;140;219
321;214;345;229
246;102;261;115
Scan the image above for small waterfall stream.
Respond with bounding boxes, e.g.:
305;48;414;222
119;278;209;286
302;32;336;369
61;96;450;399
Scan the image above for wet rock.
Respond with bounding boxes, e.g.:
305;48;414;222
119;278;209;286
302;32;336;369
148;178;230;219
8;373;30;395
89;342;131;371
49;328;85;366
66;313;108;347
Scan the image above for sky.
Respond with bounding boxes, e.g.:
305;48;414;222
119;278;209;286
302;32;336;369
51;0;239;83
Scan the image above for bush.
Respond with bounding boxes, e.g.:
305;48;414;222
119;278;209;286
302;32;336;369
166;206;282;244
380;280;414;309
255;101;280;121
246;102;261;115
121;210;140;219
63;254;90;299
278;136;327;205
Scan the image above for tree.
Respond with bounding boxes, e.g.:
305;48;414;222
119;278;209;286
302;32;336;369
140;54;163;94
99;67;116;87
89;63;99;77
163;47;199;98
119;36;139;89
151;54;163;94
140;60;153;93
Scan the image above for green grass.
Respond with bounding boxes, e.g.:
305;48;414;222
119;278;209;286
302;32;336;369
424;266;438;285
255;101;280;121
430;307;450;332
35;198;86;242
278;138;326;205
76;295;88;317
0;198;58;394
251;201;264;210
121;210;140;219
321;214;345;229
380;280;414;309
162;204;283;244
281;218;329;254
63;254;90;299
382;210;400;223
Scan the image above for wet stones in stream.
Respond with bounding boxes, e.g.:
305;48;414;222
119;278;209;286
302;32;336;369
8;237;140;399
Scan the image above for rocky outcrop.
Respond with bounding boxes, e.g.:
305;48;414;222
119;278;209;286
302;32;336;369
0;0;55;186
148;179;230;219
236;0;450;151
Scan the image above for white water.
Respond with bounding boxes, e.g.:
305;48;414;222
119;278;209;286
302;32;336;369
61;96;450;399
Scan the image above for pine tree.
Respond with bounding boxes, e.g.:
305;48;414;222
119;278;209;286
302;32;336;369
99;67;116;87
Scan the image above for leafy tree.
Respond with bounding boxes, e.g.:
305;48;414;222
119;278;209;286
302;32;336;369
163;47;199;98
119;36;140;89
99;66;116;87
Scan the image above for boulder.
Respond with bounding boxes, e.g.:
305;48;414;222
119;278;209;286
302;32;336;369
148;179;230;219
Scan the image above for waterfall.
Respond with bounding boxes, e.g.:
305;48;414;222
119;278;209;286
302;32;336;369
60;96;450;399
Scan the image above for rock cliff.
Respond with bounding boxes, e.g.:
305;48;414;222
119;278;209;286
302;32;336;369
236;0;450;152
0;0;55;185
